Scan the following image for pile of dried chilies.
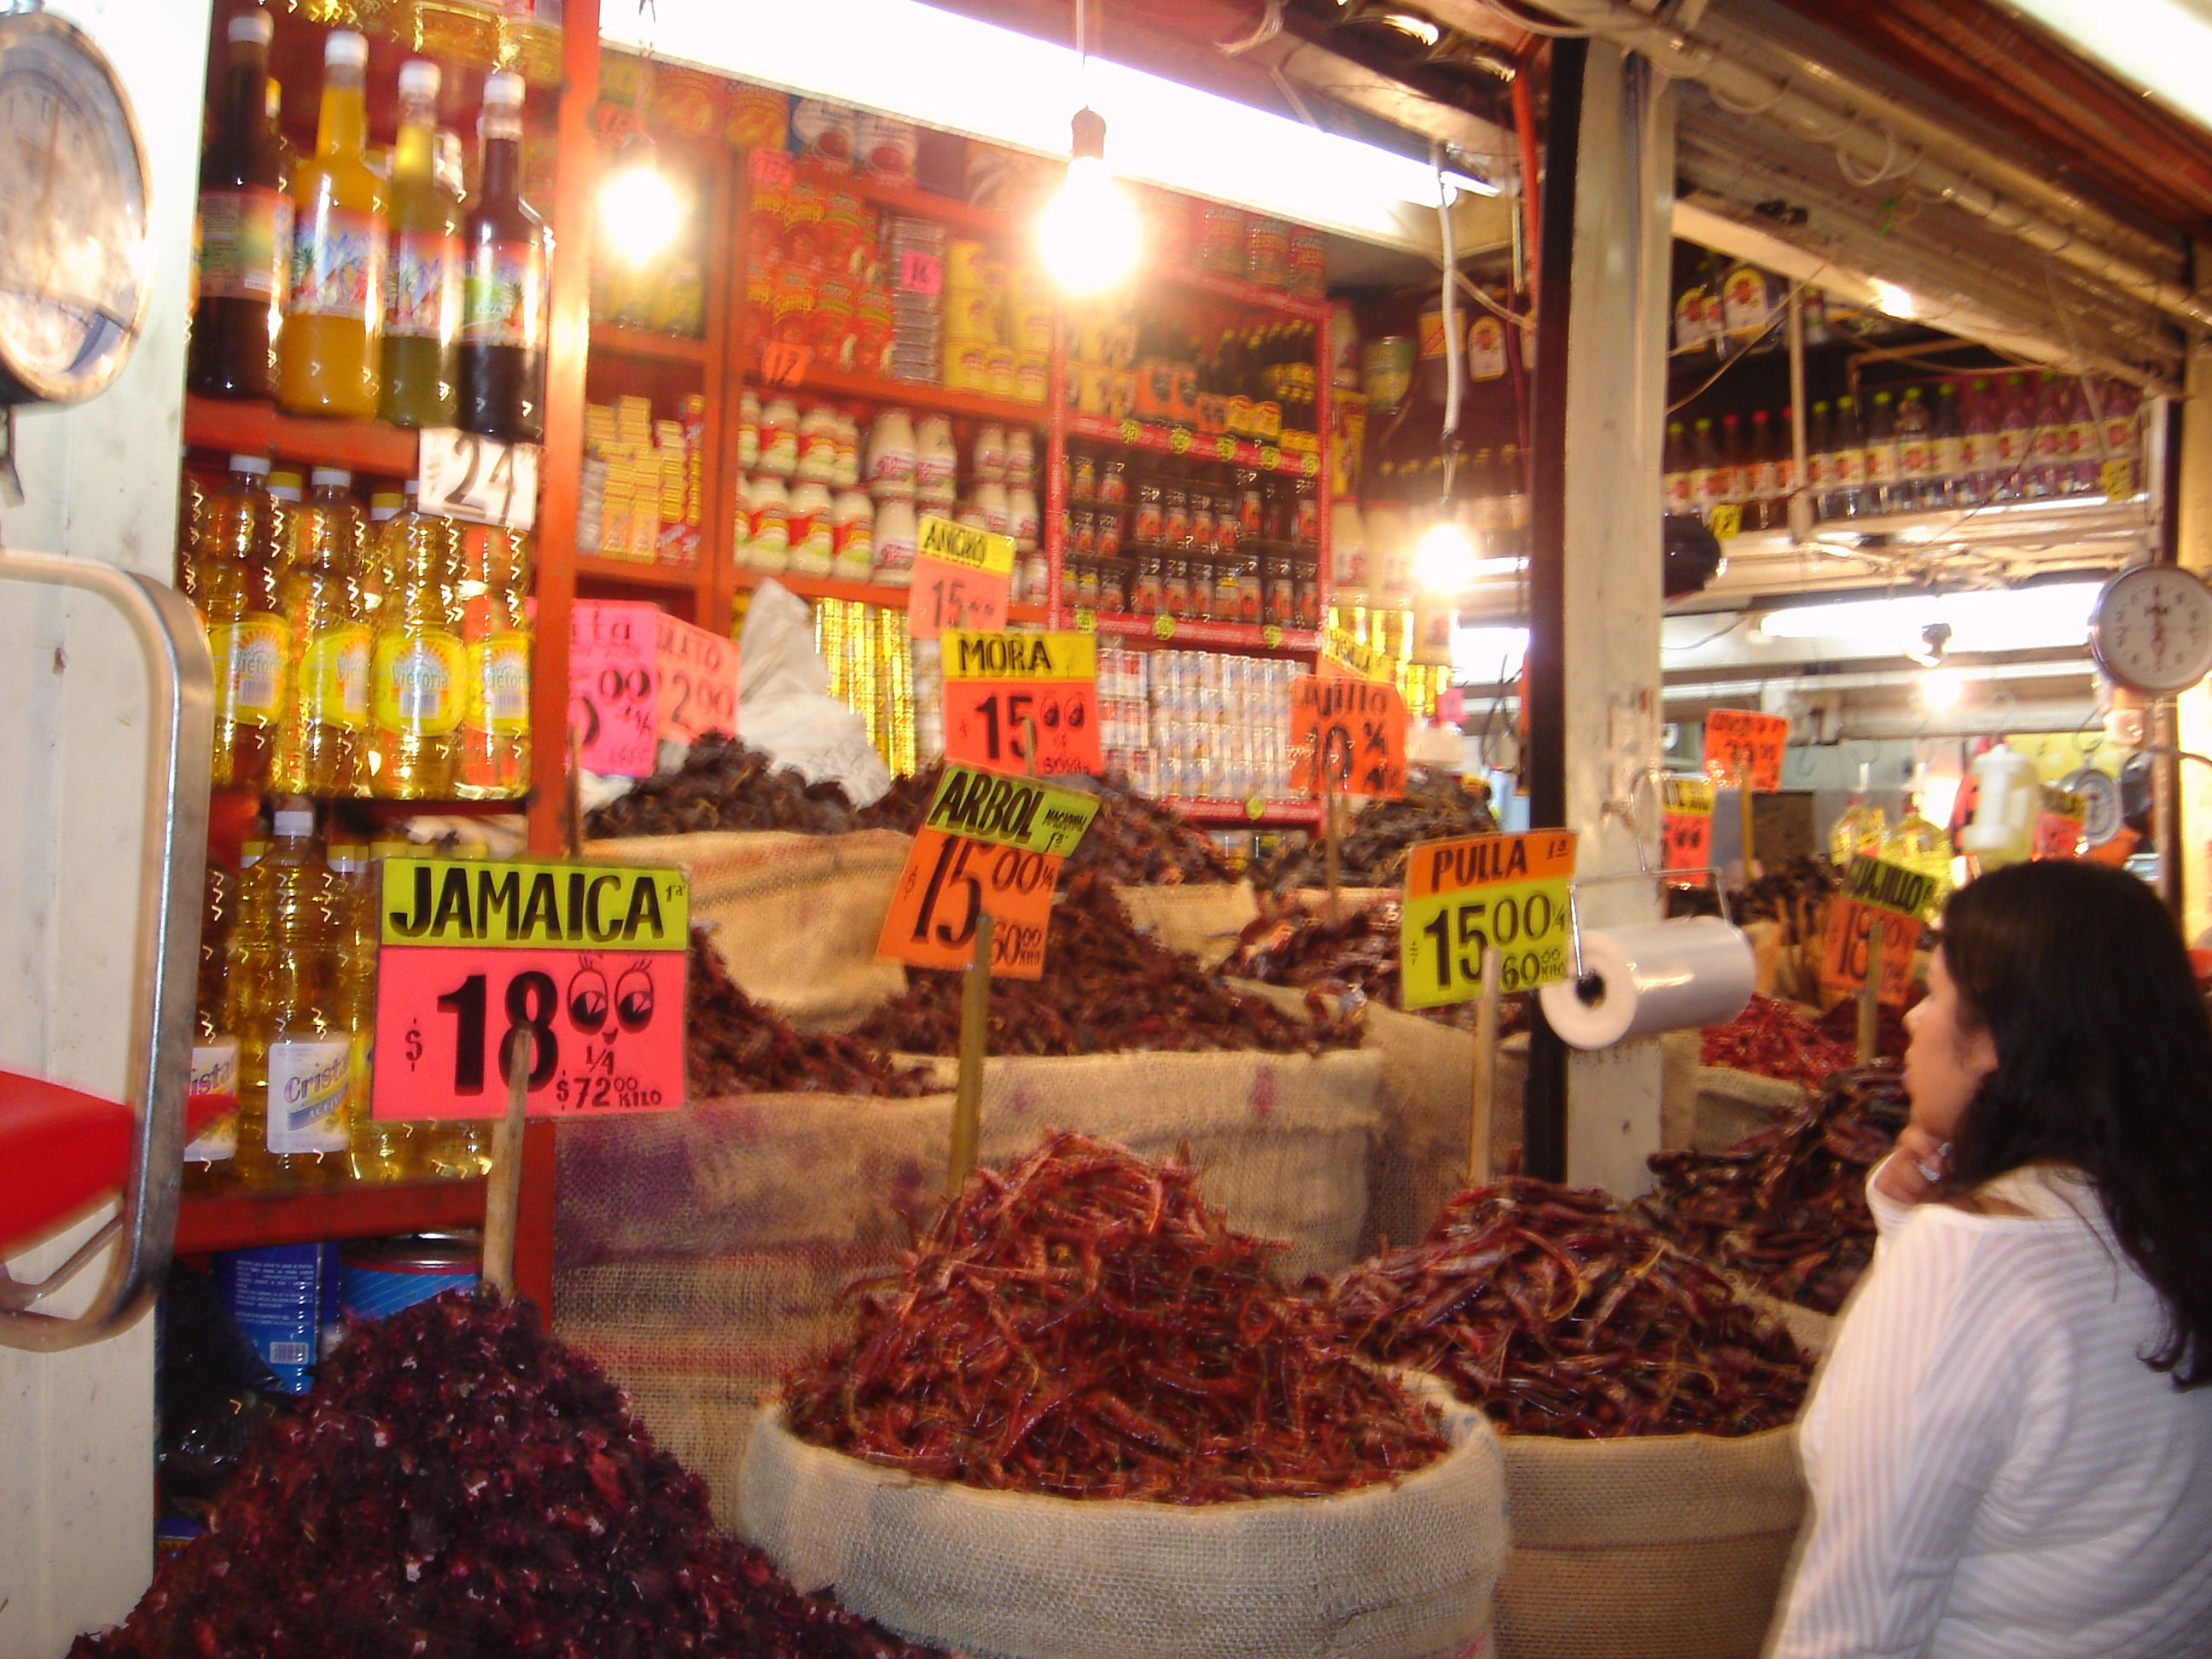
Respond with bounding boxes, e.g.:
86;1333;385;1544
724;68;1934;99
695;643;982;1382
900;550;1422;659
586;736;861;839
854;870;1359;1057
689;932;936;1098
1699;994;1860;1090
1221;899;1527;1035
1253;774;1499;894
1326;1179;1810;1438
863;767;1240;886
783;1131;1450;1501
1641;1067;1909;1313
73;1292;940;1659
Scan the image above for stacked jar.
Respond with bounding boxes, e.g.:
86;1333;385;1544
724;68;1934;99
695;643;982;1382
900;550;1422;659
733;391;870;579
1097;646;1154;792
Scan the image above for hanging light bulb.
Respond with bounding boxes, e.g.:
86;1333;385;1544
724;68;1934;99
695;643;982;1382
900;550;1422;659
1037;108;1140;295
598;131;685;266
1413;515;1478;591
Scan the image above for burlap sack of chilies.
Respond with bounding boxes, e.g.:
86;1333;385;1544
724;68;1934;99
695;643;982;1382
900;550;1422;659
738;1379;1509;1659
583;830;915;1029
1692;1065;1811;1150
1492;1425;1806;1659
554;1050;1384;1528
1112;881;1260;969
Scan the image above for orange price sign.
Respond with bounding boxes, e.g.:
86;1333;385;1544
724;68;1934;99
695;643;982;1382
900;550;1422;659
655;612;738;745
2034;804;2087;861
1660;775;1715;882
941;630;1100;777
760;341;810;386
1819;855;1938;1004
1289;674;1407;800
899;251;944;295
1702;708;1790;791
908;515;1015;642
876;827;1061;980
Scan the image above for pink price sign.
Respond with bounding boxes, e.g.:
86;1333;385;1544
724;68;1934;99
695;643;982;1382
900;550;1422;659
571;601;660;777
370;857;690;1121
655;612;739;744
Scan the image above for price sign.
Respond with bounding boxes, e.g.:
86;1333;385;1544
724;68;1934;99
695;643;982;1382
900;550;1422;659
1400;831;1578;1009
1708;503;1743;540
1703;708;1790;791
747;146;795;189
1322;625;1390;682
760;341;811;386
2099;458;2136;501
1262;624;1284;649
1152;614;1176;640
1289;674;1407;800
942;630;1101;777
655;613;738;745
909;515;1016;642
418;428;540;531
570;601;660;777
1661;775;1715;879
373;857;689;1119
899;250;944;295
876;766;1103;979
1819;854;1935;1004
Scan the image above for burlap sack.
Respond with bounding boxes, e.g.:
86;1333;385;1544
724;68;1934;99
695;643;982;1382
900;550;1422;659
1694;1066;1809;1152
1493;1426;1805;1659
1747;1290;1837;1359
583;829;915;1028
738;1381;1509;1659
1114;881;1260;969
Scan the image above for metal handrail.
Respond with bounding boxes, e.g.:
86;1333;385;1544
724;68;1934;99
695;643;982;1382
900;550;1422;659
0;550;211;1351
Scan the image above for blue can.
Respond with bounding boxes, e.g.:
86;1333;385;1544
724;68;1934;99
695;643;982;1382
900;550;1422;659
338;1234;480;1324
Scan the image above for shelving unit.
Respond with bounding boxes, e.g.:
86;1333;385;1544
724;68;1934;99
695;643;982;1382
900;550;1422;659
183;394;420;477
750;358;1047;428
177;1179;486;1255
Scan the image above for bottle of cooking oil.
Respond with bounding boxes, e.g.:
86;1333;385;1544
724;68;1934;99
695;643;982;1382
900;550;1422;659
235;802;352;1190
1827;762;1889;868
183;861;239;1192
370;494;464;797
457;521;532;798
426;842;494;1180
1884;768;1955;921
330;839;418;1182
274;469;372;796
362;490;403;618
199;454;287;791
266;469;305;585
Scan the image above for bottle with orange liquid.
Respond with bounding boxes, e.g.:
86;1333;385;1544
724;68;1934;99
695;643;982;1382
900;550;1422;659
278;30;385;417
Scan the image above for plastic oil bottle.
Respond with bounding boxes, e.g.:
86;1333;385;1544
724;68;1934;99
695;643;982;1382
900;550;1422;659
457;521;533;798
363;489;405;617
277;30;385;418
183;861;239;1193
1884;767;1956;921
274;469;372;795
331;839;418;1182
380;60;459;428
234;803;352;1190
1827;762;1889;867
199;454;287;792
371;493;464;796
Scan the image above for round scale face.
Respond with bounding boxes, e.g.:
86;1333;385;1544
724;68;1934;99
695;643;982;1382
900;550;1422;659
2061;766;2123;847
2089;565;2212;696
0;15;148;404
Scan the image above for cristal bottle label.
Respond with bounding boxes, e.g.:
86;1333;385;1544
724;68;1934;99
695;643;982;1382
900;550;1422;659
386;229;460;340
374;631;467;735
300;624;372;729
199;186;291;301
461;237;546;350
289;205;387;323
212;614;289;724
265;1038;352;1154
185;1039;240;1163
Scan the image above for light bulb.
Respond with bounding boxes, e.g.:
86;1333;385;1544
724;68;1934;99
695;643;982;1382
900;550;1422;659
1413;518;1478;592
1038;153;1140;295
598;148;685;265
1920;667;1965;710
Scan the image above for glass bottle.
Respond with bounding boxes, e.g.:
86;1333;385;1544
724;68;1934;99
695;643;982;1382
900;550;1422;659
1687;418;1719;521
183;862;238;1192
189;10;288;399
278;31;385;417
1894;387;1932;514
1994;373;2034;503
380;60;459;428
1862;392;1899;514
1829;394;1866;519
1929;382;1965;510
457;522;533;798
456;71;548;442
273;469;371;796
1960;378;1997;507
371;497;464;797
1662;420;1691;517
1828;762;1889;868
1805;401;1834;521
2028;372;2067;499
234;803;352;1190
199;454;287;791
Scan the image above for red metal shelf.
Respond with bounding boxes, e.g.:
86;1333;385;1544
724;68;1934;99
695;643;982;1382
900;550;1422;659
786;157;1013;239
183;394;420;477
1083;611;1321;653
1160;795;1325;827
176;1177;486;1255
590;322;712;365
1150;263;1330;323
1065;411;1323;478
576;555;706;591
751;358;1047;427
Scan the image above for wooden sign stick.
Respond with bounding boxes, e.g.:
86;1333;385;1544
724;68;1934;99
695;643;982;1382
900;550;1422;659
1324;779;1342;923
482;1030;532;1300
948;911;994;1195
1467;945;1504;1187
1737;745;1760;882
1856;916;1885;1067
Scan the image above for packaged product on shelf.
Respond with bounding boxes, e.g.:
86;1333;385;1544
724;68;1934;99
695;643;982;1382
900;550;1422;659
725;85;789;151
758;393;800;477
873;495;917;585
197;455;287;793
457;522;533;799
790;96;856;170
855;110;917;185
381;60;459;428
328;839;416;1183
273;469;371;797
786;480;836;577
747;474;792;571
371;495;464;798
279;31;385;419
190;10;288;402
457;71;549;443
830;488;875;581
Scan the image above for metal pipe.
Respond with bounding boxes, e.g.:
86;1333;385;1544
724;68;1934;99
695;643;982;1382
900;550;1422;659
1427;0;2212;335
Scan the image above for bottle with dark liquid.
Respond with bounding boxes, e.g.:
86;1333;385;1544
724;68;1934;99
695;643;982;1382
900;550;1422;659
189;10;289;399
456;71;548;442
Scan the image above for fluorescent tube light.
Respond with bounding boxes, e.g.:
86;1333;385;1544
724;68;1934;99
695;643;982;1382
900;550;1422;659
2005;1;2212;133
608;0;1497;246
1752;581;2100;653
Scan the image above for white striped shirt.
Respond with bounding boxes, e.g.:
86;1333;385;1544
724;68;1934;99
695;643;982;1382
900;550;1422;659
1767;1156;2212;1659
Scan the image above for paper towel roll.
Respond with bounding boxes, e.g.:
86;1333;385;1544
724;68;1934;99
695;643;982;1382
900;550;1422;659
1537;917;1755;1051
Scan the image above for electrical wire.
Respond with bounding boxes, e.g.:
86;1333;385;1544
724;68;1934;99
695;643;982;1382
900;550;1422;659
1216;0;1284;56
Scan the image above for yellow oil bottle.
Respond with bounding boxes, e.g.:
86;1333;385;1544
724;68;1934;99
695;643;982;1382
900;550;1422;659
273;468;372;795
457;521;533;798
183;861;238;1193
332;840;421;1182
198;454;286;791
370;492;464;797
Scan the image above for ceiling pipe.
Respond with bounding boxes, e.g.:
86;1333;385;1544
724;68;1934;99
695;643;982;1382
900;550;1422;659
1421;0;2212;334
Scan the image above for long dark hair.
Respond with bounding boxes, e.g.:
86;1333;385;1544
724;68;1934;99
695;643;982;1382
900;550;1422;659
1940;859;2212;1387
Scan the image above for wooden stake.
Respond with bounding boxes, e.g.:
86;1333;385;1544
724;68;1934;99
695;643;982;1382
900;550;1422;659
1324;782;1342;923
482;1030;532;1300
1856;916;1884;1067
1737;749;1759;882
948;911;993;1196
1468;946;1504;1187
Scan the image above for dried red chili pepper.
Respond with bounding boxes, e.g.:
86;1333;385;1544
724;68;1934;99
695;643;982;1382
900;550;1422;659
1222;899;1529;1036
588;736;862;840
863;767;1240;887
688;930;936;1097
1252;773;1499;894
1697;993;1862;1089
783;1131;1449;1502
1326;1179;1810;1438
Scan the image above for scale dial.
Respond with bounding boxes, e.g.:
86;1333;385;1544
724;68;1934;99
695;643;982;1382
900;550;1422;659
0;8;149;405
2089;563;2212;696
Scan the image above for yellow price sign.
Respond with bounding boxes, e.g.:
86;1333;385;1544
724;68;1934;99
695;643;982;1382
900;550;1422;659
1260;445;1281;469
1074;607;1098;633
1153;614;1177;640
1399;831;1577;1010
1119;419;1143;445
1708;503;1743;540
1262;624;1284;649
1168;427;1192;454
2099;458;2137;500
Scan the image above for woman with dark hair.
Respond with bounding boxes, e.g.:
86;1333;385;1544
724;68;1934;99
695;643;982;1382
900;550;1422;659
1768;859;2212;1657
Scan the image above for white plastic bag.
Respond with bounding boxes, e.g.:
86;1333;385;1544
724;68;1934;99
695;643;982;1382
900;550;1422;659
736;579;892;808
